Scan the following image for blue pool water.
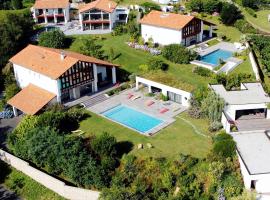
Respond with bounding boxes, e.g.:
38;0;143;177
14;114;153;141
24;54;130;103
199;49;233;65
102;105;163;133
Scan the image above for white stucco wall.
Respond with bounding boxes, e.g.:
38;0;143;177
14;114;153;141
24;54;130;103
238;152;270;194
141;24;182;45
224;103;267;120
136;76;191;107
13;64;59;97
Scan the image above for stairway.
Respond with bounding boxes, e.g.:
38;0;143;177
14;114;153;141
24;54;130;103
81;94;108;108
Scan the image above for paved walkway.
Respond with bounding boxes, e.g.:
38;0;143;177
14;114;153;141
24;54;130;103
0;116;22;149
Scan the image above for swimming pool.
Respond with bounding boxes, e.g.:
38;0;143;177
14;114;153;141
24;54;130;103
102;105;163;133
199;49;233;65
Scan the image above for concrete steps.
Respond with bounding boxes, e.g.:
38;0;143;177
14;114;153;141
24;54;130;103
81;94;108;108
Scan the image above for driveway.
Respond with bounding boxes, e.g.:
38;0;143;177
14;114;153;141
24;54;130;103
0;116;22;149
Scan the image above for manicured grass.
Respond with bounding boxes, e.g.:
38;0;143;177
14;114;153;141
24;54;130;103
3;167;63;200
242;9;270;33
69;34;213;88
203;15;242;42
207;38;219;46
79;111;212;159
231;55;254;75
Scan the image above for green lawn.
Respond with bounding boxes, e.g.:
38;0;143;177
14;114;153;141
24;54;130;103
203;15;242;42
231;55;254;75
69;34;213;89
79;111;212;159
242;9;270;33
2;166;63;200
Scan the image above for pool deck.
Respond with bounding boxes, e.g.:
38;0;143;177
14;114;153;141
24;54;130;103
88;88;188;135
197;42;241;57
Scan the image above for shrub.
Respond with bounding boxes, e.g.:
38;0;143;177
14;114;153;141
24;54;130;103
140;2;161;14
242;0;257;9
39;30;66;48
146;57;168;71
212;132;236;158
209;121;223;132
193;66;213;77
246;7;257;17
112;25;127;36
4;83;20;101
92;132;117;157
234;19;256;34
79;38;105;59
162;44;198;64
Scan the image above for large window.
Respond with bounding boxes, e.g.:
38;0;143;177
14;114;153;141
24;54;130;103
60;61;94;92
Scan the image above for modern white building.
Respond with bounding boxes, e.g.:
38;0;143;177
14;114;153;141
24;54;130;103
233;132;270;195
8;45;118;116
78;0;129;32
139;10;215;46
32;0;70;24
210;82;270;133
136;76;191;107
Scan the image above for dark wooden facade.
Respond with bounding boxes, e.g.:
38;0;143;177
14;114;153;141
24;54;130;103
59;61;94;92
182;18;201;39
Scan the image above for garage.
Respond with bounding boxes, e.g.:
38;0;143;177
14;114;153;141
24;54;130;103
236;108;266;120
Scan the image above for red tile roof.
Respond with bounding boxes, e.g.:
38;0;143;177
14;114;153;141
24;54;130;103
8;84;56;115
9;45;119;80
140;10;197;30
79;0;117;13
33;0;69;9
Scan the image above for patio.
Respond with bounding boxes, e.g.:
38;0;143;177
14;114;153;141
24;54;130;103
88;88;188;135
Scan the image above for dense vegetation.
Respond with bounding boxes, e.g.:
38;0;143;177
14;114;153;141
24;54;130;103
250;35;270;93
0;9;34;90
39;30;67;49
8;106;119;189
162;44;198;64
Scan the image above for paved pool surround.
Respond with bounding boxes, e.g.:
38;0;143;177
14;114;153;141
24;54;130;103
88;88;188;135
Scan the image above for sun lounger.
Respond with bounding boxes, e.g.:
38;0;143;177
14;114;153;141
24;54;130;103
146;100;155;106
132;95;141;100
127;93;134;99
160;108;169;114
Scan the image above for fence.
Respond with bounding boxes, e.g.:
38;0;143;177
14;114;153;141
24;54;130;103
0;149;100;200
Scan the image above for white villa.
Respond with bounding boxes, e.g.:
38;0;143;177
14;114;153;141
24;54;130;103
211;82;270;195
8;45;118;116
32;0;70;24
78;0;129;32
139;10;215;46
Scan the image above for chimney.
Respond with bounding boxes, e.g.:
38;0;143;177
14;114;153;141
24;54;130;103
60;51;66;60
109;3;111;9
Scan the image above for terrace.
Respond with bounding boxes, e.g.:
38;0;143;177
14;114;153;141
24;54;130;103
191;42;244;74
88;87;188;135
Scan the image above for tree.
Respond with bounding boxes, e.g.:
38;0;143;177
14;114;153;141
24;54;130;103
0;11;34;67
140;2;161;14
79;38;104;59
201;91;225;122
38;30;66;48
203;0;222;13
162;44;198;64
186;0;204;12
220;2;242;25
92;132;117;157
11;0;23;9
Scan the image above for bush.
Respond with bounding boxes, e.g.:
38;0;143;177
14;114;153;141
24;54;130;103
162;44;198;64
242;0;257;9
209;121;223;132
220;2;242;25
79;38;105;59
111;25;127;36
146;57;168;71
234;19;256;34
212;132;236;158
246;7;257;17
140;2;161;14
39;30;66;48
193;66;213;77
187;0;222;13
